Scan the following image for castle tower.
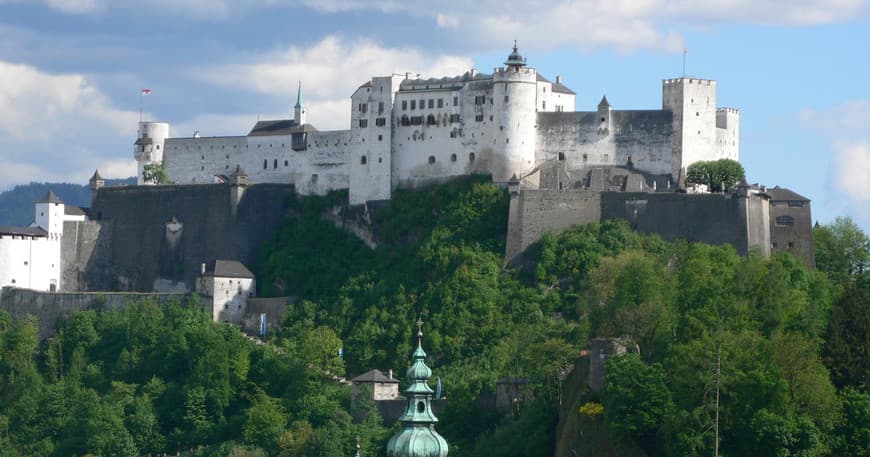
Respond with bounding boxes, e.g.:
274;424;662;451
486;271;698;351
294;81;307;126
597;95;612;134
88;169;104;207
349;75;403;205
386;320;449;457
229;165;249;218
662;77;718;186
35;190;65;237
492;42;538;184
134;121;170;185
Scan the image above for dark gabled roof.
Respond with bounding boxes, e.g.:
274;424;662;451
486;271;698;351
64;205;86;217
90;169;103;181
399;71;493;91
247;119;317;137
767;186;810;202
352;369;399;383
0;226;47;237
203;260;254;279
537;73;575;94
37;190;63;204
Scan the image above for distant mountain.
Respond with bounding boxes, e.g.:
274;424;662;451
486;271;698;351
0;178;135;226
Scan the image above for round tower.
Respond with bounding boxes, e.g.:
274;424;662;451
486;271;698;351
492;42;538;183
134;121;170;185
386;320;449;457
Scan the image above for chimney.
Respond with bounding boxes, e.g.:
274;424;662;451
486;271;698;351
201;262;206;275
556;75;561;84
388;369;393;379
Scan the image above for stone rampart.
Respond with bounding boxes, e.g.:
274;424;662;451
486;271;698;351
86;183;293;292
0;286;186;338
507;189;773;264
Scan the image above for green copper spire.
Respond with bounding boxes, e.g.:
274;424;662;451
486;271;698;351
295;80;304;109
386;319;449;457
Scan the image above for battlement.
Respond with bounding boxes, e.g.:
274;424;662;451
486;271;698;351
663;77;716;86
717;107;740;114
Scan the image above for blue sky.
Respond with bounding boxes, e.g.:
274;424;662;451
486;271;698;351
0;0;868;232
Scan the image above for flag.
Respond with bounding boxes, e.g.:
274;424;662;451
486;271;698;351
436;376;442;399
141;88;152;95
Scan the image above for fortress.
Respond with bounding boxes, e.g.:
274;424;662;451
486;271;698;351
136;44;738;204
1;45;814;337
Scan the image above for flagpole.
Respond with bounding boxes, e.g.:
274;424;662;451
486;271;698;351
682;48;687;78
139;90;143;122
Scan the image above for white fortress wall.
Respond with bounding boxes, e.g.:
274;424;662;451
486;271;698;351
492;66;538;183
0;236;60;292
536;110;674;176
391;76;493;191
303;130;350;196
164;136;247;184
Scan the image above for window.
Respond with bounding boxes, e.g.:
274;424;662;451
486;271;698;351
450;153;457;162
428;99;434;109
284;160;289;166
274;159;278;169
419;99;425;109
359;119;368;128
156;145;160;150
402;100;408;110
378;134;383;141
776;215;795;226
378;102;384;114
263;159;267;169
437;98;443;108
428;155;435;164
311;174;318;183
411;116;423;125
453;96;458;106
504;95;509;103
450;114;460;123
558;152;565;161
474;95;486;105
788;200;804;207
361;155;367;164
358;103;367;113
469;152;476;162
401;115;411;126
427;114;437;125
787;241;794;249
475;114;484;122
375;117;386;127
542;101;546;110
411;100;416;110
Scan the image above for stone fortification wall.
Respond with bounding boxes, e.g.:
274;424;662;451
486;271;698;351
88;183;292;292
505;189;601;262
600;192;751;253
507;189;768;264
239;296;293;337
61;220;114;291
536;110;674;176
0;287;186;338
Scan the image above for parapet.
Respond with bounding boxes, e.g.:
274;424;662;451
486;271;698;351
717;107;740;114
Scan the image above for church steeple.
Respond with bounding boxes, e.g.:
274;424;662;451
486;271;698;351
386;319;449;457
294;80;306;125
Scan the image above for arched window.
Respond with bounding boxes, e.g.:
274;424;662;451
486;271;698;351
469;152;476;162
428;155;435;164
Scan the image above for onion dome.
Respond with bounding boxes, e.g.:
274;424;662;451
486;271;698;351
504;41;527;68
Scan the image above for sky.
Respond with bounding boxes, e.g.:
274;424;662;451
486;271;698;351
0;0;868;232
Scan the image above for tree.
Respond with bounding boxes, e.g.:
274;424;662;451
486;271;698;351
143;162;169;184
814;217;870;287
824;285;870;390
685;159;746;192
601;353;673;455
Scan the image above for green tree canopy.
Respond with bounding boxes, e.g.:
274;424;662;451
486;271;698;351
685;159;746;192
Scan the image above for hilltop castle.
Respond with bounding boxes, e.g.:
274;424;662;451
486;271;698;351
135;44;739;204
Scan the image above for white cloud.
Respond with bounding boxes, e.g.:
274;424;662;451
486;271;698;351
798;100;870;228
22;0;869;51
0;61;140;187
199;36;472;130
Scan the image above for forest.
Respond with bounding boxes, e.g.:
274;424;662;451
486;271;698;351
0;176;868;456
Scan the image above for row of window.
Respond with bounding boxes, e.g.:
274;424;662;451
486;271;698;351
359;152;476;166
401;96;459;111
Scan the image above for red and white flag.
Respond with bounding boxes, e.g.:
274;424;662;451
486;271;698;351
141;88;152;95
